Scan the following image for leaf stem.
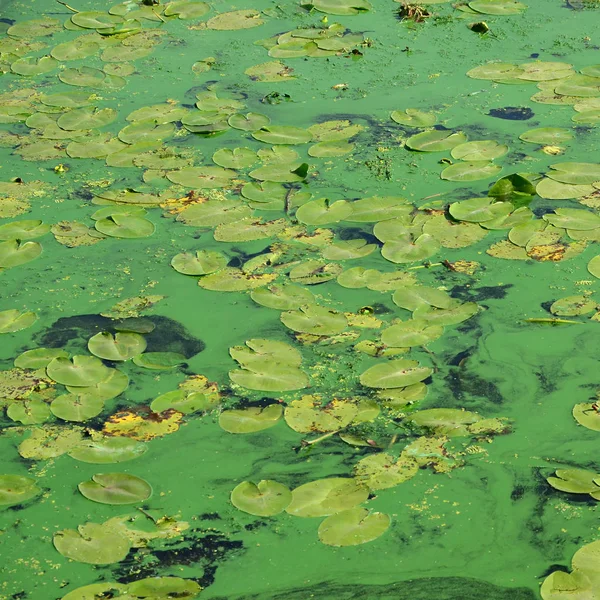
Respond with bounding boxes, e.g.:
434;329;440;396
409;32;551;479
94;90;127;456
302;430;339;446
56;0;79;13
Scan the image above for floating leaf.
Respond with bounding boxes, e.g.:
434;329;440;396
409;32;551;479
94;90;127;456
441;161;502;182
87;332;147;361
46;355;110;387
51;393;104;422
354;453;418;490
219;405;283;433
305;0;373;16
167;166;236;189
171;250;228;275
360;359;432;389
406;130;467;152
381;234;440;264
536;178;594;200
285;478;369;517
0;309;37;334
229;112;271;131
251;284;315;310
231;480;292;516
543;208;600;230
95;215;155;238
54;522;131;565
213;147;257;169
284;395;358;433
449;197;513;223
318;508;390;547
7;399;52;425
519;127;573;144
588;255;600;279
281;305;347;335
381;319;444;347
252;126;312;145
0;219;50;240
78;473;152;505
0;475;40;507
0;239;42;268
550;295;596;316
391;109;436;127
69;437;147;464
164;1;210;19
207;9;264;30
151;389;216;414
133;352;186;370
547;469;600;494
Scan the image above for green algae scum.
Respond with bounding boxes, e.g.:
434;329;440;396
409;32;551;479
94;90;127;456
2;0;600;597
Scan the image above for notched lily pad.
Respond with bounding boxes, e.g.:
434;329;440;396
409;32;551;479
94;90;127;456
78;473;152;505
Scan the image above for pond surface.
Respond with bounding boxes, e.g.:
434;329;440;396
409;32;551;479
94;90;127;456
1;0;599;599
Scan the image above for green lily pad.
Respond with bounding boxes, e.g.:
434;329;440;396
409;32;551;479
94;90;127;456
133;352;186;370
50;393;105;422
167;166;236;188
322;238;377;260
71;11;124;29
0;309;37;334
251;284;315;310
66;368;129;402
405;130;468;152
54;522;132;564
228;112;271;131
543;208;600;230
79;473;152;505
95;215;155;238
449;197;513;223
547;469;600;494
547;162;600;185
573;403;600;432
536;178;594;200
14;348;68;369
58;106;117;131
308;119;363;141
381;319;444;347
19;426;84;460
468;0;527;14
206;9;264;30
345;196;411;222
412;302;479;326
306;0;372;15
7;18;62;37
588;255;600;279
171;250;228;275
229;365;309;392
550;295;596;316
164;1;210;18
519;127;573;144
51;37;100;61
295;198;352;225
69;437;147;464
213;147;258;169
253;126;312;145
284;395;358;432
391;109;436;127
0;474;41;507
249;162;308;183
7;399;52;425
381;234;440;264
318;508;390;547
289;260;343;285
126;577;202;598
392;286;454;311
308;141;354;157
281;305;348;335
46;355;110;387
11;55;59;76
231;480;292;516
0;239;42;268
88;332;147;361
219;404;283;433
354;453;418;490
151;389;216;414
118;122;175;145
286;477;369;517
360;359;433;389
0;219;50;240
441;161;502;182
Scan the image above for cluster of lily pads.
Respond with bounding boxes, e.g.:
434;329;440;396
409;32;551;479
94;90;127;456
468;59;600;113
540;539;600;599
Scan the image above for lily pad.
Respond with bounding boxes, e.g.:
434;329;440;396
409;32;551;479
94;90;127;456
0;219;50;240
381;319;444;347
252;126;312;145
151;389;216;414
547;469;600;494
441;161;502;182
281;305;348;335
406;130;467;152
231;480;292;516
207;9;264;30
284;396;358;433
318;508;390;547
133;352;186;370
171;250;228;275
228;112;271;131
88;332;147;361
53;522;131;564
449;197;513;223
0;309;37;334
550;295;596;316
295;198;352;225
519;127;573;144
360;359;433;389
213;147;258;169
285;477;369;517
305;0;373;16
354;453;418;490
78;473;152;505
391;109;436;127
69;437;147;464
0;474;41;507
50;393;105;422
251;284;315;310
0;239;42;268
219;404;283;433
46;355;110;387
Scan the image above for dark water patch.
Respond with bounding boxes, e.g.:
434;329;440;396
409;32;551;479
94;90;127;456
35;314;205;358
114;531;243;589
207;577;537;600
488;107;534;120
532;206;556;218
540;301;554;313
448;349;472;366
511;485;526;501
450;284;512;302
535;369;557;394
445;368;505;406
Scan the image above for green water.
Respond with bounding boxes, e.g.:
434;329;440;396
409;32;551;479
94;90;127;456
1;0;599;598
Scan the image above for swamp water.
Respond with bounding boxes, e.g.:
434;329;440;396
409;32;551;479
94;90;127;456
0;0;599;598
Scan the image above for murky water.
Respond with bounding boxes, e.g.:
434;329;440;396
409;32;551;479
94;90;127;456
1;0;599;598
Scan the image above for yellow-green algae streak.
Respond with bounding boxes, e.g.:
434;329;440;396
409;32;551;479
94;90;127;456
0;0;600;598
